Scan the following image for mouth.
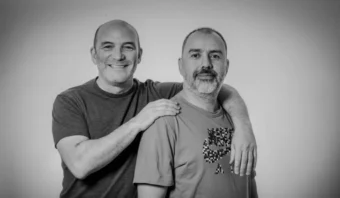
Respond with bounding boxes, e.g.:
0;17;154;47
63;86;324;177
196;73;216;80
107;63;129;68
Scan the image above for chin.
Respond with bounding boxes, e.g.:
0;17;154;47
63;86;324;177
195;80;218;94
197;87;216;94
105;74;130;84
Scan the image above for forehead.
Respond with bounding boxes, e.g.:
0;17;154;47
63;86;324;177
184;32;226;53
97;23;138;44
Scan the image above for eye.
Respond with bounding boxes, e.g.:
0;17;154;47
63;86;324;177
123;45;135;51
210;54;221;60
103;45;113;50
191;53;200;59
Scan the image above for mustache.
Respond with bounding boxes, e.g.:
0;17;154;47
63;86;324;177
193;68;218;78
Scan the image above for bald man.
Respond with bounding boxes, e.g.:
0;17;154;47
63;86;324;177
52;20;257;198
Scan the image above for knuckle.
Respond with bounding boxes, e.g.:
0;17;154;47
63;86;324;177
243;146;250;151
166;110;174;114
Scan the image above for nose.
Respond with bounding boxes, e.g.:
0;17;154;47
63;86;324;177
111;47;125;60
201;53;213;70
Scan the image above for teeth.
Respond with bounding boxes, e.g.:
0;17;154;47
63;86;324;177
107;64;127;68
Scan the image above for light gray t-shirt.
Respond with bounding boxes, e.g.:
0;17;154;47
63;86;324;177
134;93;255;198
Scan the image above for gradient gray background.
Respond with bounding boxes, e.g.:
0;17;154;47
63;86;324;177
1;0;339;197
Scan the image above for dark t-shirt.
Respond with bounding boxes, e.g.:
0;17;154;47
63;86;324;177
52;77;182;198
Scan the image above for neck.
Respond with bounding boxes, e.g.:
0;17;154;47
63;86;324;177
181;83;220;113
96;77;134;95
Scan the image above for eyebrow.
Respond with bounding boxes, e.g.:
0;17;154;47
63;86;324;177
210;50;223;54
100;41;113;46
188;49;202;53
99;41;136;47
122;42;136;47
188;49;223;54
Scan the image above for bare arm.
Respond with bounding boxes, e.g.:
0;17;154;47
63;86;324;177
137;184;167;198
57;119;140;179
218;84;257;176
56;99;180;179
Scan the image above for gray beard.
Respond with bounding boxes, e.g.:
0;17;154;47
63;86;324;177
193;79;219;94
187;78;222;101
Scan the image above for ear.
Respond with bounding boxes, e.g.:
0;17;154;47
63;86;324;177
225;58;230;73
90;47;98;65
137;48;143;64
178;58;184;77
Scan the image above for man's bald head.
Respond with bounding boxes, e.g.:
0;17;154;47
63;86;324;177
181;27;227;55
93;20;141;52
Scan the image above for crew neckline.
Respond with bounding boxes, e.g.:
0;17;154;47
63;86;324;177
174;93;223;118
93;77;138;98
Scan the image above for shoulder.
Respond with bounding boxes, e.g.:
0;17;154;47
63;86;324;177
132;79;156;91
137;79;158;89
133;79;163;99
158;115;177;131
53;78;96;109
144;115;178;139
57;78;95;99
138;79;181;90
140;79;183;99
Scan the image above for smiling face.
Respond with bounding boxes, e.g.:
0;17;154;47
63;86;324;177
91;20;142;87
179;29;229;95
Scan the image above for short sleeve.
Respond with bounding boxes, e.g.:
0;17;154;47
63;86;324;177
153;82;183;99
52;94;89;147
133;116;176;187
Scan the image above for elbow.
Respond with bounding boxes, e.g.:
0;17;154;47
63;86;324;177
72;169;88;180
57;137;93;180
69;160;91;180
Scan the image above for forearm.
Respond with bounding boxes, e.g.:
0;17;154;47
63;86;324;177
73;119;141;178
59;99;180;179
218;84;257;175
218;84;253;134
138;184;167;198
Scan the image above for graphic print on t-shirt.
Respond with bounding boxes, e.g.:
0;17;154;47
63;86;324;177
202;127;234;174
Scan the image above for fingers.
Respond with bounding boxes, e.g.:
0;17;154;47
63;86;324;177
246;150;253;176
239;149;248;176
138;100;181;125
233;146;241;175
135;100;181;131
157;109;180;117
253;146;257;170
229;145;235;173
153;99;181;116
229;146;235;164
154;99;180;108
151;99;180;111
